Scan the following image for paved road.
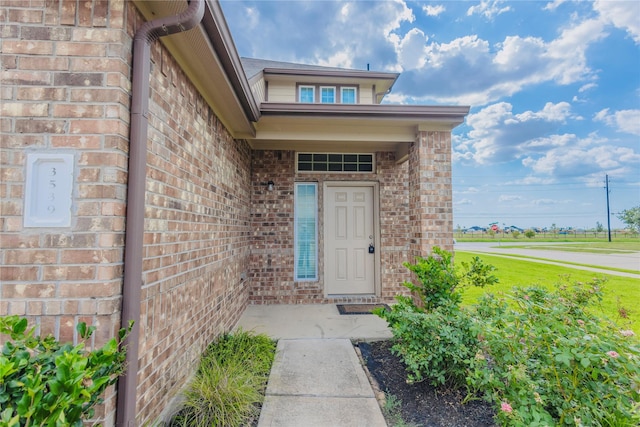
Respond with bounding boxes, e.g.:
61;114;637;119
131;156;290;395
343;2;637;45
455;242;640;279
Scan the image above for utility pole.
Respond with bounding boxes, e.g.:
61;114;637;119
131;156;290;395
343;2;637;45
605;174;611;242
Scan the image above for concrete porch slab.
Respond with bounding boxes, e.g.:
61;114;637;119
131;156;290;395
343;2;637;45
235;304;392;340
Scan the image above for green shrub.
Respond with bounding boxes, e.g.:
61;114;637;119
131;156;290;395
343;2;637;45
376;247;497;387
524;229;536;239
0;316;130;427
388;247;498;313
468;280;640;426
170;330;276;427
382;300;478;386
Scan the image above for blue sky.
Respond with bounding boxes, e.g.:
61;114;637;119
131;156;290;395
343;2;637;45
220;0;640;230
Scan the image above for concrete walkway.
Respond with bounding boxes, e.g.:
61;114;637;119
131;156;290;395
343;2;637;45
235;305;391;426
258;339;387;427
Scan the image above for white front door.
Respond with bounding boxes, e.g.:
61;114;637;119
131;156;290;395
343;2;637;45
324;184;376;295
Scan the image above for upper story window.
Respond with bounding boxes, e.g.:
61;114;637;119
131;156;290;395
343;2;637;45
299;85;315;103
320;86;336;103
297;84;360;104
341;87;357;104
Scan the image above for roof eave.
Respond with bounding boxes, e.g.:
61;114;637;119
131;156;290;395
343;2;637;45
132;0;260;138
260;102;470;123
262;68;400;81
203;1;260;122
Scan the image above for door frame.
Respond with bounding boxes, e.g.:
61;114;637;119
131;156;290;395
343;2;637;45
323;181;381;297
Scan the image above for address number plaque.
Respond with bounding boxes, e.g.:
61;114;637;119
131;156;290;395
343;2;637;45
24;153;74;228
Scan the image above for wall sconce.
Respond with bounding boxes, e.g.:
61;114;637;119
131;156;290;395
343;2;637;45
266;180;275;191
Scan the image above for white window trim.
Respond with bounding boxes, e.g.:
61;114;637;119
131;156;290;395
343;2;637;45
299;85;315;103
340;86;357;104
294;182;318;281
320;86;336;104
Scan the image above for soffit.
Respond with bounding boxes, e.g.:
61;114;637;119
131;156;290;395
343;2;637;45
132;0;257;139
252;103;470;152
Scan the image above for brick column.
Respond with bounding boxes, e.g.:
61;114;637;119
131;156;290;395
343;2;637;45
408;129;454;260
0;2;131;425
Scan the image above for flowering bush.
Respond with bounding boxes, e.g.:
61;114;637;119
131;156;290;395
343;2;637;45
468;280;640;426
379;252;639;426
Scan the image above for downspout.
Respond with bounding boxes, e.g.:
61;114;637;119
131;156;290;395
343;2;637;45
117;1;204;426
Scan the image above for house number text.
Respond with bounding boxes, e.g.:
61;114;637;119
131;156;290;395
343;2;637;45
24;153;74;227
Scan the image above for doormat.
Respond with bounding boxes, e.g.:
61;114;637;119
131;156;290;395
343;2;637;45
336;304;390;315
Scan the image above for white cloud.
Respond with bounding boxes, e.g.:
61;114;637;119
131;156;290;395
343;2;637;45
455;198;473;205
393;16;606;105
544;0;567;11
532;198;562;205
244;6;259;29
499;195;523;202
547;18;607;85
396;28;427;70
514;102;574;122
459;102;578;163
423;4;445;17
594;109;640;135
506;176;556;185
594;0;640;43
523;143;640;178
579;83;597;93
467;0;511;19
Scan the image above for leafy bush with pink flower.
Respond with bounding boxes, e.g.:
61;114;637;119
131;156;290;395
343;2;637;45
468;279;640;426
378;250;639;426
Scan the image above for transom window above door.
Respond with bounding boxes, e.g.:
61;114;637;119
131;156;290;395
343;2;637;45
297;153;374;172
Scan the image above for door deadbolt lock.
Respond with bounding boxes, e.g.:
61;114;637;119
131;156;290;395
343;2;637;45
368;244;375;254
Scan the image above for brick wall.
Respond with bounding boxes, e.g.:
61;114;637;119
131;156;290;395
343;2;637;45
249;150;412;304
1;1;252;425
1;1;131;422
136;34;252;423
408;130;454;259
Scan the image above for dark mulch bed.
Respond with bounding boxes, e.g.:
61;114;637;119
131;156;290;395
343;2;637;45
357;340;496;427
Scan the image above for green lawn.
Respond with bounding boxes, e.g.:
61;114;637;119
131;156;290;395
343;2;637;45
455;251;640;333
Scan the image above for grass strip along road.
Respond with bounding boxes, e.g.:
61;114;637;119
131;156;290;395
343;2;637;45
455;251;640;333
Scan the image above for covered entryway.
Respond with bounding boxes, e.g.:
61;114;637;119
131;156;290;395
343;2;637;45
324;183;378;295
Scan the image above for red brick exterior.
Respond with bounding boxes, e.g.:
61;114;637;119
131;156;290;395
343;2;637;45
409;130;455;258
1;1;454;425
1;1;251;425
249;150;413;304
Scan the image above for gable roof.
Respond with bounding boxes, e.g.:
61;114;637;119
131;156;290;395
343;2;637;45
240;57;359;79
